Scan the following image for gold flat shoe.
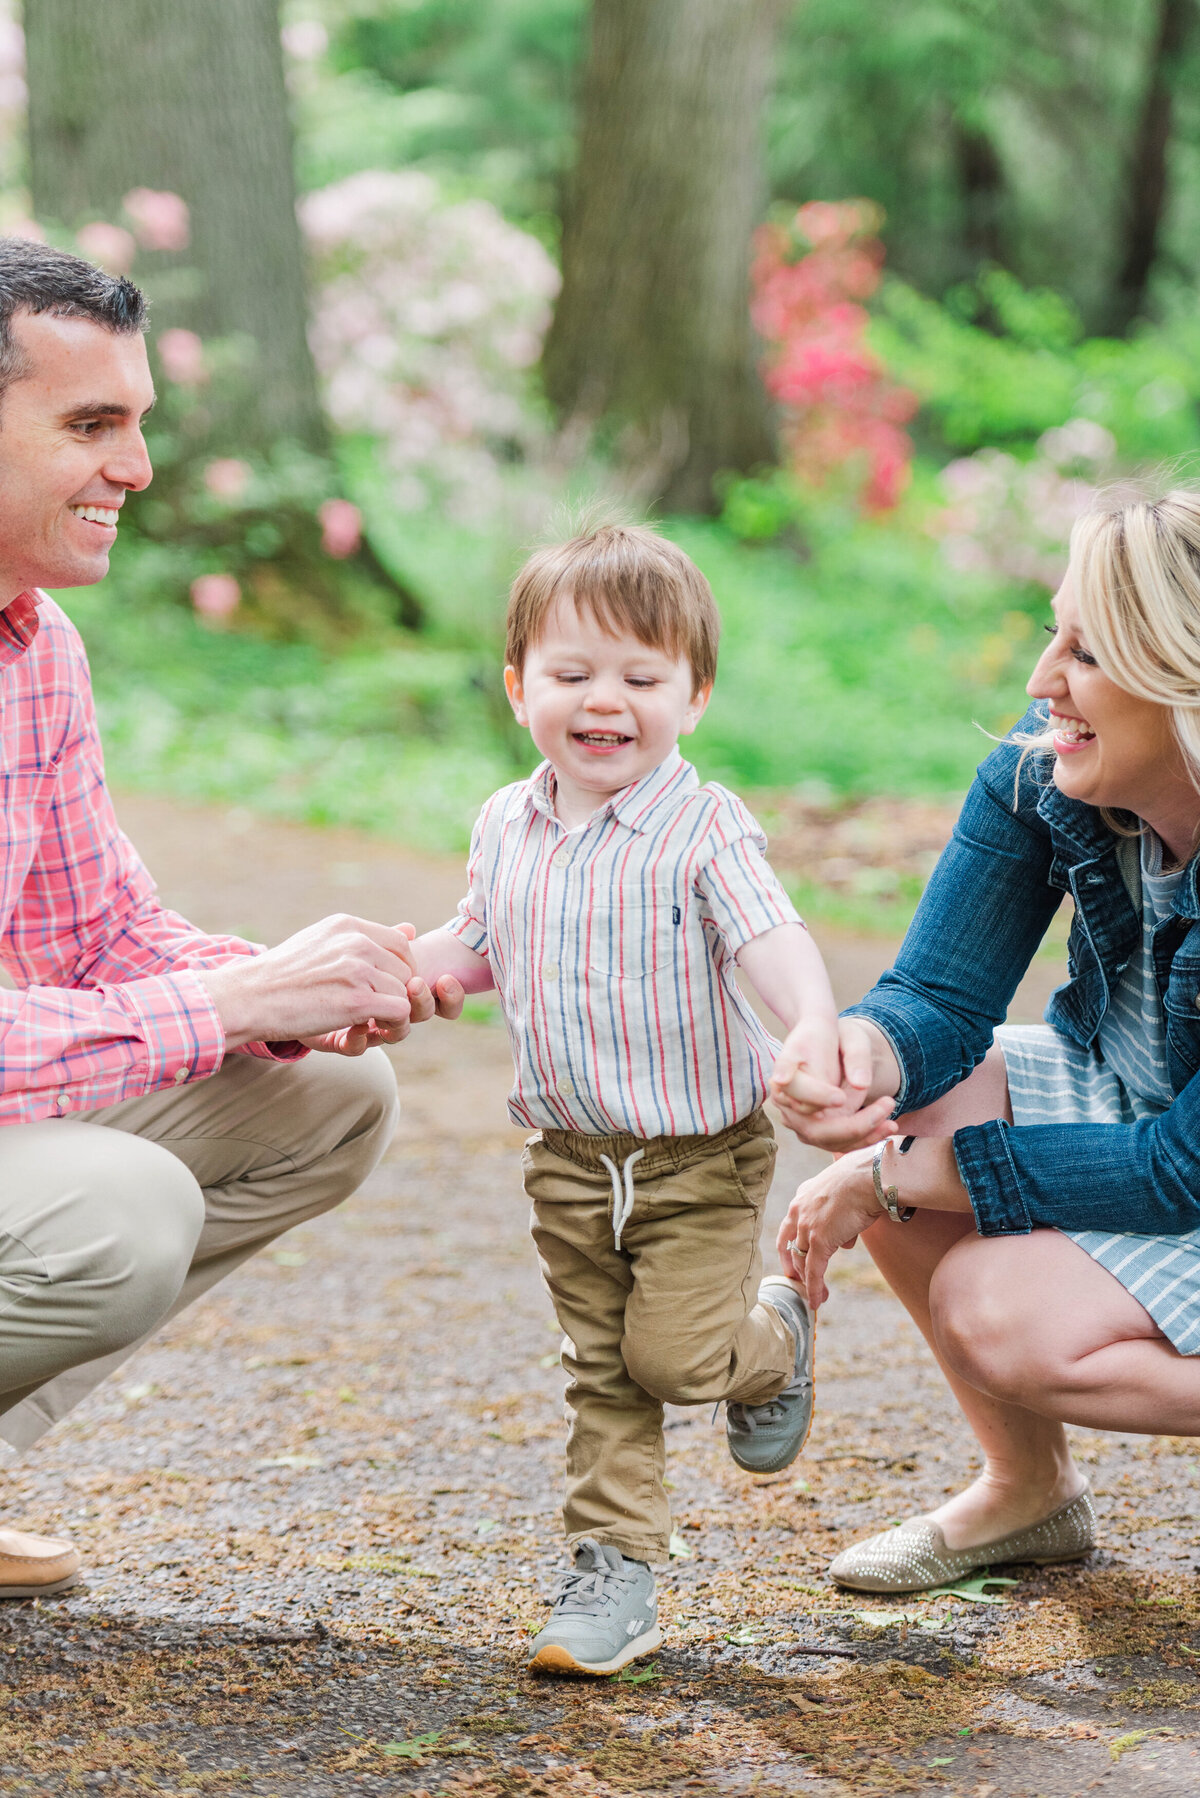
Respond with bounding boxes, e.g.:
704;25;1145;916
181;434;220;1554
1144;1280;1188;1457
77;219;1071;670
829;1485;1096;1594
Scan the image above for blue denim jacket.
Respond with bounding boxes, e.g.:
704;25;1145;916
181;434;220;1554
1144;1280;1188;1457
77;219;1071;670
847;703;1200;1237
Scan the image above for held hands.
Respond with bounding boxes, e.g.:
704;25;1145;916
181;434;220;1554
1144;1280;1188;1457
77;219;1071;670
776;1145;881;1309
298;925;466;1056
771;1015;898;1152
197;916;466;1056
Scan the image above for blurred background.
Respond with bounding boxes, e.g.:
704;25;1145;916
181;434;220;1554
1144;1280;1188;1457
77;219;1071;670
7;0;1200;930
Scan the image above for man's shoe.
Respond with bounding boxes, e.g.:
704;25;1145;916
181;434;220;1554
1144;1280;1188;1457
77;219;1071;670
726;1276;815;1475
528;1539;660;1676
0;1526;81;1598
828;1486;1097;1593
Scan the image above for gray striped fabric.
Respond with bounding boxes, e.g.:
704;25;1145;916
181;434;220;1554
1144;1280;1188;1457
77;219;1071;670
997;831;1200;1355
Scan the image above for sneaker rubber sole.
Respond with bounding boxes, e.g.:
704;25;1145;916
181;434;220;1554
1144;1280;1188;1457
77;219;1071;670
528;1622;662;1676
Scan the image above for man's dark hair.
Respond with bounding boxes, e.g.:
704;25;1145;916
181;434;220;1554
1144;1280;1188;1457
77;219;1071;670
0;236;147;400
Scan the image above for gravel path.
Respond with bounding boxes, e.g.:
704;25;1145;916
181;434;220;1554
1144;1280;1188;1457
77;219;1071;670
3;795;1200;1797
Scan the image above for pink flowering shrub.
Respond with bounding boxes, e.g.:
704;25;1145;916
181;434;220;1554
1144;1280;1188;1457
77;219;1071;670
936;419;1117;590
122;188;191;255
301;170;560;514
751;201;918;513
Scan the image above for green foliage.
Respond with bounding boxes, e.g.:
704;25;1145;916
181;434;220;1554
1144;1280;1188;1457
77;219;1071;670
66;493;1043;860
295;0;585;227
874;274;1200;463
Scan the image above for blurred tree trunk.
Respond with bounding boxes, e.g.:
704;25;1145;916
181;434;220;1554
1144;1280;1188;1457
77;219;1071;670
953;119;1006;273
25;0;324;451
1107;0;1194;333
543;0;781;514
25;0;425;630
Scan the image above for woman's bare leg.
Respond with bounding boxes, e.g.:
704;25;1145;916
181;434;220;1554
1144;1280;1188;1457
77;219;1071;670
859;1046;1086;1548
933;1228;1200;1434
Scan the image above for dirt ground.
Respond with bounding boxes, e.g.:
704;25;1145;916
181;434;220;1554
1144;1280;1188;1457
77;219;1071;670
3;794;1200;1798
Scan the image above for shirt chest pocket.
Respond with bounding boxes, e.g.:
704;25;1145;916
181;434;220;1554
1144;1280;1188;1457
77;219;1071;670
585;892;683;980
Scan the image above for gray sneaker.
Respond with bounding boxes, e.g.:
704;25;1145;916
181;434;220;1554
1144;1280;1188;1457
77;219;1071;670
528;1539;661;1676
726;1276;815;1474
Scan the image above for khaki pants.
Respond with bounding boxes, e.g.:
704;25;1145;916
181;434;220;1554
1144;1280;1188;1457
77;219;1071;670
525;1110;794;1564
0;1047;398;1454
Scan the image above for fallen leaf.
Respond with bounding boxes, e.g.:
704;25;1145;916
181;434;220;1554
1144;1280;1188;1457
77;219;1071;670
926;1574;1018;1604
257;1454;323;1470
668;1530;693;1560
617;1661;661;1685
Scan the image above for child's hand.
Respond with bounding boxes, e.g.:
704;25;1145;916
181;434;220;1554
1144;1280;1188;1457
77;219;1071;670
770;1014;843;1113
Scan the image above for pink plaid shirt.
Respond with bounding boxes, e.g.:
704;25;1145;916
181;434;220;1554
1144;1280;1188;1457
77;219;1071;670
0;590;301;1125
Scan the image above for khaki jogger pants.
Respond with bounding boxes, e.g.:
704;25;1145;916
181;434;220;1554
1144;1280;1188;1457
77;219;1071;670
0;1047;398;1454
525;1109;794;1564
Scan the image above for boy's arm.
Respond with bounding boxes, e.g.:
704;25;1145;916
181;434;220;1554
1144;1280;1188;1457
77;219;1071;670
410;927;496;996
735;923;843;1110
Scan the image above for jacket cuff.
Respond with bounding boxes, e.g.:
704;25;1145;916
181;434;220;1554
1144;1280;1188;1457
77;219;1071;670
952;1120;1032;1236
842;1000;920;1113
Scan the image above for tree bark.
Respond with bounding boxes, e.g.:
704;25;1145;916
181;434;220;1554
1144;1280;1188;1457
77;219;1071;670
543;0;781;514
953;119;1006;274
24;0;324;451
1107;0;1194;333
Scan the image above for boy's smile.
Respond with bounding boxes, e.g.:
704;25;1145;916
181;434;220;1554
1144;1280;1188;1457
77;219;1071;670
504;597;711;827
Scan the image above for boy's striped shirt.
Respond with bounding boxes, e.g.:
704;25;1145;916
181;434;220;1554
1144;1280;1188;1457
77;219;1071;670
447;750;801;1136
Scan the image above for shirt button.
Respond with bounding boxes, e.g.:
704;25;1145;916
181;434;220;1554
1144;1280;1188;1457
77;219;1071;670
558;1079;575;1098
551;850;571;870
174;1066;191;1084
57;1093;71;1112
543;963;559;982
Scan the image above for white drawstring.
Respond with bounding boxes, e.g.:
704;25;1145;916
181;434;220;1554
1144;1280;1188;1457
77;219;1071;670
599;1148;645;1250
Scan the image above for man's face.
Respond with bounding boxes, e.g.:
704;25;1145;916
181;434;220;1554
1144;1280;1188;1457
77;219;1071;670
0;311;154;601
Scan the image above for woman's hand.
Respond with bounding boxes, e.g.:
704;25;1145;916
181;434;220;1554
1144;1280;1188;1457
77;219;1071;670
772;1016;899;1152
776;1145;882;1309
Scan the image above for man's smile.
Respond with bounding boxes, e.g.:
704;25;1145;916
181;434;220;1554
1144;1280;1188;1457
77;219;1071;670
68;503;120;528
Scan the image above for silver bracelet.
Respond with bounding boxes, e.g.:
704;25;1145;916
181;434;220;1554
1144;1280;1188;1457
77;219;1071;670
871;1135;916;1223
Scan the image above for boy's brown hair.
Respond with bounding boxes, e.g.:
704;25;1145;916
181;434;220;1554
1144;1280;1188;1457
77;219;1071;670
505;522;720;693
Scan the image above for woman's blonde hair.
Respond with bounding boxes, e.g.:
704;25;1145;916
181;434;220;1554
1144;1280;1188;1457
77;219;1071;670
1022;484;1200;806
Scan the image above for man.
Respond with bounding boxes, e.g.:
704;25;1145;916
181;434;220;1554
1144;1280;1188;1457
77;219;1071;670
0;238;461;1596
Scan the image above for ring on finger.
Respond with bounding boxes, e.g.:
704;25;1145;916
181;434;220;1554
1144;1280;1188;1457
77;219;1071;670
786;1238;807;1258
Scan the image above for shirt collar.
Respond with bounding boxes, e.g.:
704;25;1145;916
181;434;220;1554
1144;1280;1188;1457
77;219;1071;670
0;591;42;669
525;748;697;832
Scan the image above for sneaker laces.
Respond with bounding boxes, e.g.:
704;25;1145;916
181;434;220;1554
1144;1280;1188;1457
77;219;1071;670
598;1147;645;1251
550;1551;632;1617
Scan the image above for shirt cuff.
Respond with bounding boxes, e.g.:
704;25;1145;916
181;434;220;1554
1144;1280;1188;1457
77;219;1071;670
952;1120;1032;1236
119;969;227;1092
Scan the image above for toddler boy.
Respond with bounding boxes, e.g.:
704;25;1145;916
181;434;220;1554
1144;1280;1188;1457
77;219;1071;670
410;523;841;1675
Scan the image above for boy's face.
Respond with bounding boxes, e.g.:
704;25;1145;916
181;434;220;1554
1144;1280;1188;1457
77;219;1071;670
505;597;711;813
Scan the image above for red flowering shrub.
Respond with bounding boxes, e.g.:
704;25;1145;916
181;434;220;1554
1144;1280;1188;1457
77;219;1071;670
751;201;917;512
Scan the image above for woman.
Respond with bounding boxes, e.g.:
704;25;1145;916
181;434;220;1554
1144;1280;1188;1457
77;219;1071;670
775;487;1200;1593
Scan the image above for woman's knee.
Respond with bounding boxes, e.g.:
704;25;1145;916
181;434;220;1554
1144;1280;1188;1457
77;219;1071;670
929;1237;1043;1402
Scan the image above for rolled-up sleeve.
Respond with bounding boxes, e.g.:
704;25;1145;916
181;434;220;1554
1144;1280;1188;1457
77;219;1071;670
845;732;1063;1115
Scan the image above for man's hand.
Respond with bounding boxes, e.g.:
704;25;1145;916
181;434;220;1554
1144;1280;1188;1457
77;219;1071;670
197;915;445;1050
773;1016;900;1152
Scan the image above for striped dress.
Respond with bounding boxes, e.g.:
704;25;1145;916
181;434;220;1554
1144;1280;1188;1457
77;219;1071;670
998;828;1200;1354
